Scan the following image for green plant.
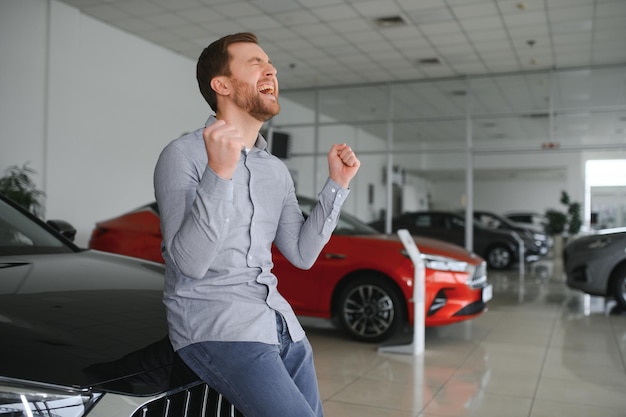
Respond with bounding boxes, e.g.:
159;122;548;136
545;190;582;236
545;209;567;235
0;163;45;217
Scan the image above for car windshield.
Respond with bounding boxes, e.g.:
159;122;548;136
475;212;518;229
298;197;378;236
447;214;485;229
0;198;74;255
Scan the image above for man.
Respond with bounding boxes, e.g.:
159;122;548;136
154;32;359;417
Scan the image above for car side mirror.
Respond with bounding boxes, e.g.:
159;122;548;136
47;219;77;241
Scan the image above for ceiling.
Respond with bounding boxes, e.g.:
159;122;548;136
57;0;626;182
57;0;626;90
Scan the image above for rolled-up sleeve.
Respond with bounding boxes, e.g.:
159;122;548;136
154;142;234;279
274;178;349;269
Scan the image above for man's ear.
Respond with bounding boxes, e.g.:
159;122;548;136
210;76;230;97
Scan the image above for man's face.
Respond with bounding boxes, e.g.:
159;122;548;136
227;42;280;121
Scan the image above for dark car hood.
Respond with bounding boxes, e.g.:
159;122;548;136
565;229;626;250
0;250;196;395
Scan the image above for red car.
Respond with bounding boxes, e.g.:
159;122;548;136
89;197;491;342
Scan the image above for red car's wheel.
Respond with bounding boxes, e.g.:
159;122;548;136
336;274;404;343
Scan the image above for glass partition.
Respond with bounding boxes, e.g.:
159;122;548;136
393;79;467;119
318;84;389;123
273;90;316;124
470;72;551;114
275;65;626;224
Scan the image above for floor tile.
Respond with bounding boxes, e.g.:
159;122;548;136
530;399;625;417
302;259;626;417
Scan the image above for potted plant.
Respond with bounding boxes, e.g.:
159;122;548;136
545;209;567;235
545;191;582;236
0;163;45;217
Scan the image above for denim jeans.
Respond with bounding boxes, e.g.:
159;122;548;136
178;313;323;417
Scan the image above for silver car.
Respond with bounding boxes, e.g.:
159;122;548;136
563;228;626;308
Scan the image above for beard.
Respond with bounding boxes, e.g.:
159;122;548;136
230;78;280;122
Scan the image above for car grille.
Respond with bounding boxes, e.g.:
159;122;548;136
468;261;488;289
453;300;486;316
427;290;447;316
569;265;588;283
131;382;244;417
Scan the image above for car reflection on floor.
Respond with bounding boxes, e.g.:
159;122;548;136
303;256;626;417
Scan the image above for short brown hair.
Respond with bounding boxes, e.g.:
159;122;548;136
197;32;258;112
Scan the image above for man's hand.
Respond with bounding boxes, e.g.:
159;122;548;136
203;120;244;180
328;143;360;189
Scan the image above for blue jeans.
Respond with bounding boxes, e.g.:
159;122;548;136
178;313;323;417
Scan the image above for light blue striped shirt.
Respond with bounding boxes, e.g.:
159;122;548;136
154;116;349;350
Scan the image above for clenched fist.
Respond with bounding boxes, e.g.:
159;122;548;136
328;143;360;189
203;120;245;180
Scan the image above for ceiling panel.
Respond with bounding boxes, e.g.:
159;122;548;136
54;0;625;163
56;0;625;89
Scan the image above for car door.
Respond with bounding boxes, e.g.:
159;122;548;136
407;213;463;247
443;214;467;247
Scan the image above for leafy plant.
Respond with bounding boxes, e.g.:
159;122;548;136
545;190;582;236
545;209;567;235
0;163;45;217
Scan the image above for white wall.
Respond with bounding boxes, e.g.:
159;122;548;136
0;0;605;247
411;150;581;216
1;0;207;246
0;0;48;176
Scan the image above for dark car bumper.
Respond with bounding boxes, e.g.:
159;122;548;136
563;247;613;296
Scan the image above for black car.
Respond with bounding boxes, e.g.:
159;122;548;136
370;211;543;270
471;210;552;255
564;228;626;308
503;211;549;233
0;195;242;417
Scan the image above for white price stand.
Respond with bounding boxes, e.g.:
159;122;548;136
378;229;425;356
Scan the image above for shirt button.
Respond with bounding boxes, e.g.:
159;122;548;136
331;188;336;193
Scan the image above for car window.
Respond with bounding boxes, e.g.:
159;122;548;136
477;214;501;229
450;215;465;229
414;214;432;228
0;198;73;255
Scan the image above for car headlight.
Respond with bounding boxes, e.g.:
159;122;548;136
421;254;469;272
0;380;102;417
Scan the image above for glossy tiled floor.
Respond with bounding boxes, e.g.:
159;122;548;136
303;257;626;417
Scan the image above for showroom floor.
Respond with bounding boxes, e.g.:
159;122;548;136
302;257;626;417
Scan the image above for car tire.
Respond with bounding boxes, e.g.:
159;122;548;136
611;265;626;309
486;245;512;269
335;274;404;343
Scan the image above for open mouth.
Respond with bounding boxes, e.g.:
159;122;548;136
258;85;275;96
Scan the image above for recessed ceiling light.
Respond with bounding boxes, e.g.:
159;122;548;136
522;112;550;119
416;57;442;65
374;15;407;28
